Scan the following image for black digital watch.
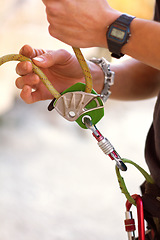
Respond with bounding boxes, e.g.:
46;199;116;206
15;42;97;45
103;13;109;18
107;14;135;59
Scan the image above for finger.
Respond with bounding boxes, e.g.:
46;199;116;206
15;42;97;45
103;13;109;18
15;73;40;89
32;49;72;68
20;85;34;104
19;44;46;59
20;85;43;104
16;61;33;76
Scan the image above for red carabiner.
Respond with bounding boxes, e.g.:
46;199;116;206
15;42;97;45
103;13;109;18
126;194;145;240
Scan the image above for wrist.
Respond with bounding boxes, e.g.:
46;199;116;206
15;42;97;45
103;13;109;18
95;9;121;48
102;10;122;48
121;17;139;56
106;13;136;58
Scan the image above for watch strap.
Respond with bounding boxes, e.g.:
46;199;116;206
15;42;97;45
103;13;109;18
107;14;135;58
116;14;135;26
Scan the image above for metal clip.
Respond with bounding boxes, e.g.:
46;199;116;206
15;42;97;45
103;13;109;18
83;117;127;171
125;195;145;240
90;57;115;103
124;210;136;240
54;91;104;122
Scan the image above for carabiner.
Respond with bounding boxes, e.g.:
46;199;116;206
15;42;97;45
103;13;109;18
84;117;127;171
125;194;145;240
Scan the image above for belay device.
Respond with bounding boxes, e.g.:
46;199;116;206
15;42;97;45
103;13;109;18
0;47;155;239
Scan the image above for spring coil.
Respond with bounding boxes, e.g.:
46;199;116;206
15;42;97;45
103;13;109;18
98;138;113;155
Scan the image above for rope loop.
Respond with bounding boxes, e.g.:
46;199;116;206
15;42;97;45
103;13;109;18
0;48;93;99
116;158;154;205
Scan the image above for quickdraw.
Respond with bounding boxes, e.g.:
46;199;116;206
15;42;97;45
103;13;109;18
0;47;155;239
116;159;154;239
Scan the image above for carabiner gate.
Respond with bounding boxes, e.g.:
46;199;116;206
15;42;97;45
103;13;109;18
125;194;145;240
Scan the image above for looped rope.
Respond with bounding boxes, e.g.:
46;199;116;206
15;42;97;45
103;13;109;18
115;158;154;205
72;47;93;93
0;54;61;99
0;48;93;99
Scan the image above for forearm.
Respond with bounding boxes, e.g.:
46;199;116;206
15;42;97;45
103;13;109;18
122;18;160;70
89;58;160;101
43;0;160;71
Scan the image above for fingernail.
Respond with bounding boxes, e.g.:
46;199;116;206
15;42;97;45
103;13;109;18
33;56;45;62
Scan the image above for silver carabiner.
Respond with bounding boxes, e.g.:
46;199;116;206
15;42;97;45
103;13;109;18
83;117;127;171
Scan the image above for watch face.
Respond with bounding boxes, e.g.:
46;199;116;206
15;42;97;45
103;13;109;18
110;27;125;40
107;14;134;58
108;23;128;43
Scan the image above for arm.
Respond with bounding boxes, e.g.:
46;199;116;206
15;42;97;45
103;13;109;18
122;19;160;70
89;58;160;101
42;0;160;70
109;58;160;100
15;45;160;104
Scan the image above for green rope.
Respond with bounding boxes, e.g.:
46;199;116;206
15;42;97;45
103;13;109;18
116;158;154;205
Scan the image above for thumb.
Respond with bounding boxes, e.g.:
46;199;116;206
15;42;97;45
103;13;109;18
32;49;72;68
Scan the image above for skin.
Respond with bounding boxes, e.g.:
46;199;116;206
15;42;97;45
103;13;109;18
41;0;160;69
15;45;160;103
15;45;104;103
42;0;120;48
15;0;160;103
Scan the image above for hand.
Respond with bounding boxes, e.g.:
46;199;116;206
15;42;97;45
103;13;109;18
15;45;85;103
42;0;120;48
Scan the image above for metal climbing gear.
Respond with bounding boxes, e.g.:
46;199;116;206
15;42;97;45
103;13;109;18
0;46;155;239
0;48;127;171
125;208;136;239
125;194;145;240
116;160;154;239
84;117;127;171
90;57;115;103
53;82;104;128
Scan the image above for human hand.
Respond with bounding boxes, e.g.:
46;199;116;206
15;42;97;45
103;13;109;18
15;45;85;103
42;0;120;48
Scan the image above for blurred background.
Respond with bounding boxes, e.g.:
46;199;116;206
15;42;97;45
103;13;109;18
0;0;156;239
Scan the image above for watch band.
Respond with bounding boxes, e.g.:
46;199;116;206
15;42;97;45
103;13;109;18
107;14;135;58
116;14;135;25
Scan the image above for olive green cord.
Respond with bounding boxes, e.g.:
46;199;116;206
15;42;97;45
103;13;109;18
116;158;154;205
